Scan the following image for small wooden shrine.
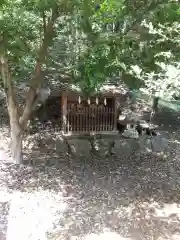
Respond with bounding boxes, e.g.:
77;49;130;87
59;83;127;135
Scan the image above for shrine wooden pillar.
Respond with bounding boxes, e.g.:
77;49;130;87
113;95;120;131
61;92;67;134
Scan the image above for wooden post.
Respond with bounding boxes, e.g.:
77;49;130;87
61;93;67;133
114;96;118;131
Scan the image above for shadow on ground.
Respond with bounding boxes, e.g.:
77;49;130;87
1;107;180;240
152;107;180;131
1;133;180;240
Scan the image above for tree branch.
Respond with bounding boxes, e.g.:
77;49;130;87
123;0;167;36
42;11;47;37
20;7;59;127
95;0;168;44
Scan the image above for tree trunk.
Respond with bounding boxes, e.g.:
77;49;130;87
11;123;23;164
152;96;159;113
0;9;59;164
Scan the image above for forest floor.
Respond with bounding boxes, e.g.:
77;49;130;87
1;109;180;240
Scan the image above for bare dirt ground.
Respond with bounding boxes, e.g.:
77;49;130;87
1;109;180;240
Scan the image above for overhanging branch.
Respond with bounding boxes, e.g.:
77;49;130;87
94;0;169;44
20;7;59;127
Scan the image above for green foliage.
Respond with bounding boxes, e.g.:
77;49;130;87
74;0;176;95
74;44;112;95
127;2;180;100
1;0;180;104
0;0;43;84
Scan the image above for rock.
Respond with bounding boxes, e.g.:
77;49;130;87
114;139;138;157
55;136;70;154
97;139;116;157
138;135;169;153
67;139;91;157
122;129;139;139
151;135;169;152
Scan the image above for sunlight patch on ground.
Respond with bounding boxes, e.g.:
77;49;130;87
171;234;180;240
149;202;180;217
169;139;180;145
6;190;67;240
84;231;132;240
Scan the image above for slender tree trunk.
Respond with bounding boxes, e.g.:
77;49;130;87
152;96;159;113
0;55;24;164
0;8;59;164
10;123;23;164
